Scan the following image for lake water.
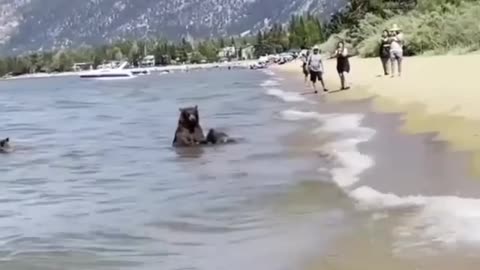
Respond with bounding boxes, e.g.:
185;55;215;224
3;67;480;270
0;69;351;270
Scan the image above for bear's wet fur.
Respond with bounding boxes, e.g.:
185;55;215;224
0;137;12;153
205;129;235;144
172;106;235;147
172;106;206;147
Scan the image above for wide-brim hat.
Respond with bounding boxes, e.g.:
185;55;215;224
390;24;401;31
312;45;320;50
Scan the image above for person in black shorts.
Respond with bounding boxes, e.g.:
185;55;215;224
307;46;327;93
334;41;350;90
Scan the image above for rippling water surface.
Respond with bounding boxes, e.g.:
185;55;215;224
0;70;345;270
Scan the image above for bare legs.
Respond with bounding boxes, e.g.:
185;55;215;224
321;78;327;92
390;57;402;77
390;51;403;77
381;57;389;75
338;72;350;90
397;56;402;77
310;72;327;93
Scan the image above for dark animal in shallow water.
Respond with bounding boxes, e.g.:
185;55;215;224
172;106;205;147
0;138;13;153
205;129;236;144
172;106;236;147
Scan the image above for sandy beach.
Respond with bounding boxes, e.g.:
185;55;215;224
274;54;480;176
264;54;480;269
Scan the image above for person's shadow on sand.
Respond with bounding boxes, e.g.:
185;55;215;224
300;85;352;95
327;88;350;94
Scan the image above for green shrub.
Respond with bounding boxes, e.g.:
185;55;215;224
320;30;350;55
327;0;480;57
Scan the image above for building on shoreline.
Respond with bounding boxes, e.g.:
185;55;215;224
140;55;155;67
217;46;236;60
72;62;93;71
240;45;255;60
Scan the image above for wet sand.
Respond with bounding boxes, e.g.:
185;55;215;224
277;70;480;196
275;54;480;176
272;59;480;269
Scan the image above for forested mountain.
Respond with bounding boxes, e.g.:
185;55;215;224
0;0;345;54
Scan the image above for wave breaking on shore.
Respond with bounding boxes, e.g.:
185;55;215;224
261;68;480;253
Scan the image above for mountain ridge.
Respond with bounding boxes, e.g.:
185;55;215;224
0;0;345;54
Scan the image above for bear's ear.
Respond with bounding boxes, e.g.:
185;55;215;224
5;138;8;142
194;105;198;110
179;108;183;112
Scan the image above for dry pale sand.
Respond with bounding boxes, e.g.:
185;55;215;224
274;54;480;176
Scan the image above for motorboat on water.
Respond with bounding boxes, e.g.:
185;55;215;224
80;61;135;79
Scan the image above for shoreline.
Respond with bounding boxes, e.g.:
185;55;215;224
273;54;480;178
0;60;258;81
268;55;480;269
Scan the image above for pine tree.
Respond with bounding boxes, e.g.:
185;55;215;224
129;41;140;65
0;59;6;76
219;37;226;48
256;31;263;45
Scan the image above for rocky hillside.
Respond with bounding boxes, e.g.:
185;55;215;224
0;0;345;54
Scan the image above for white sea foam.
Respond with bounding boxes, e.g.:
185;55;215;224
328;140;374;188
353;186;480;248
280;109;480;249
260;79;280;87
320;114;376;188
281;110;376;188
265;88;306;103
350;186;427;210
262;69;275;76
280;109;326;121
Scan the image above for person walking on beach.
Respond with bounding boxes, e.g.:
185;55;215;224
307;45;328;93
334;41;350;90
389;24;404;77
300;50;310;84
379;29;391;76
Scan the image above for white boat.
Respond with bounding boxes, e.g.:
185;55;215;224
80;62;135;79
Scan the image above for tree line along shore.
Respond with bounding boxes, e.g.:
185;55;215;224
0;0;478;78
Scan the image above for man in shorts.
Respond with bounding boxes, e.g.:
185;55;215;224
307;45;328;93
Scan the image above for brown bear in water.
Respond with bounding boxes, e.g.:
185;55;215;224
172;106;206;147
172;106;235;147
0;138;13;153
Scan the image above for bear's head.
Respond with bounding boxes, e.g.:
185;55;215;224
178;106;200;132
0;137;11;152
